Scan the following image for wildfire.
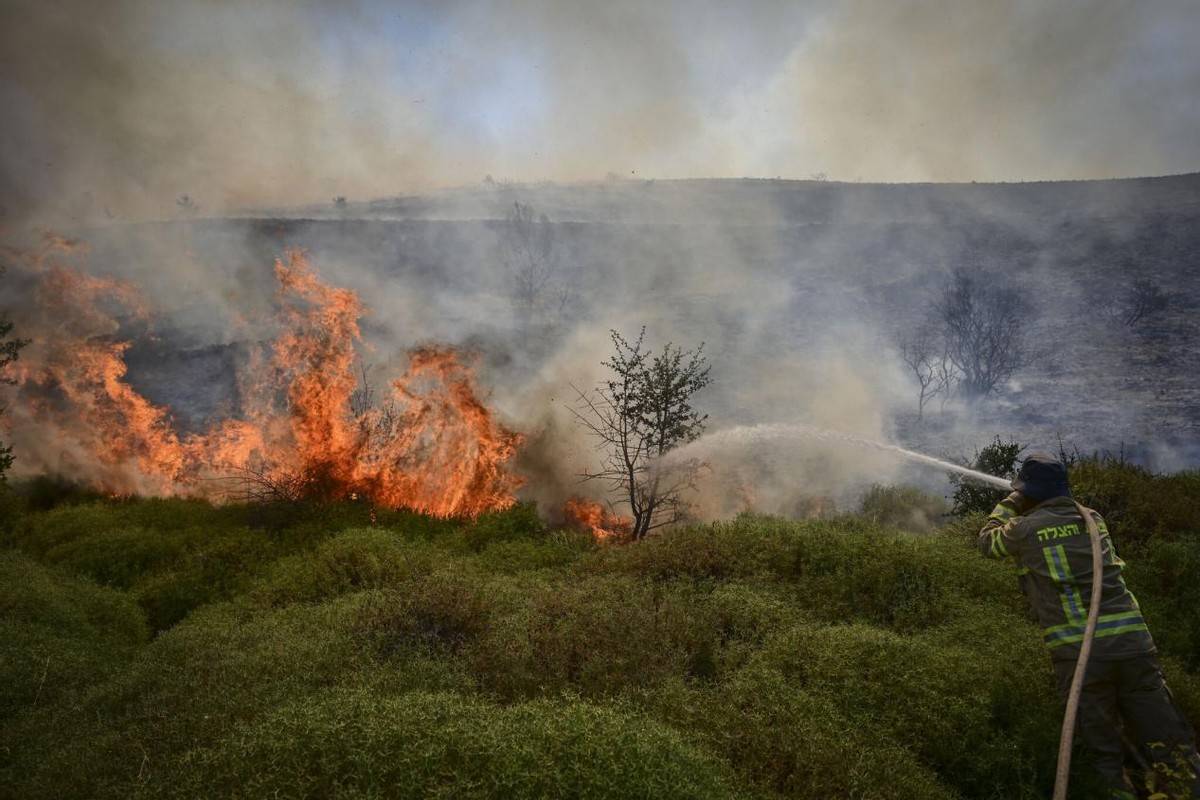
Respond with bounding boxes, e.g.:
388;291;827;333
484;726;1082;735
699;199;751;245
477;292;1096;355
564;497;632;541
2;235;523;516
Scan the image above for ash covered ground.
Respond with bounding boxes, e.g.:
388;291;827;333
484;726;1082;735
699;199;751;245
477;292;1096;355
89;174;1199;478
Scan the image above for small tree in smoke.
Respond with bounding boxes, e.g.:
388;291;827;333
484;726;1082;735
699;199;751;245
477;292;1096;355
899;325;959;420
0;264;31;480
503;201;574;346
176;194;200;215
571;327;711;540
936;267;1030;399
1118;277;1170;328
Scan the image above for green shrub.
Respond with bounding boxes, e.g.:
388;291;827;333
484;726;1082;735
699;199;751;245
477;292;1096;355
1123;537;1200;669
2;487;1195;800
2;596;369;800
166;689;744;800
469;575;719;699
461;501;547;551
9;498;233;561
43;525;189;588
633;671;951;800
703;582;810;674
756;620;1060;798
252;527;437;606
860;483;948;531
357;568;501;656
470;529;594;574
586;513;796;582
782;520;1027;630
0;483;25;535
950;436;1022;516
783;524;953;629
0;552;146;719
1070;456;1200;542
9;500;311;628
9;474;108;511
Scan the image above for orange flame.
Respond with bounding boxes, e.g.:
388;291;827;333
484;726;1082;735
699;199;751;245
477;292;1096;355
3;237;523;516
563;497;632;542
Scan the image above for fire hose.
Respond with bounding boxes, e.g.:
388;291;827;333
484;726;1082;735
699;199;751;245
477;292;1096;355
1053;501;1105;800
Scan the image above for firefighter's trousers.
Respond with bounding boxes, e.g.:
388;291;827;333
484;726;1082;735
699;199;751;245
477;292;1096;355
1053;654;1200;798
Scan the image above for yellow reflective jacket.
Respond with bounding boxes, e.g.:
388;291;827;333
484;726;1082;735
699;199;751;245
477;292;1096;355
978;493;1155;661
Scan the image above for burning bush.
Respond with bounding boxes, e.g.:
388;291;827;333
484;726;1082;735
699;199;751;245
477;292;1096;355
563;496;633;541
2;236;524;516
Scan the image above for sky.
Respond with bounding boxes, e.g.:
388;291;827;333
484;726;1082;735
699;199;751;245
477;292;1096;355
2;0;1199;219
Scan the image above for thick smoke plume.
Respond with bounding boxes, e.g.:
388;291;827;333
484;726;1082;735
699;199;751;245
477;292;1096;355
3;0;1199;223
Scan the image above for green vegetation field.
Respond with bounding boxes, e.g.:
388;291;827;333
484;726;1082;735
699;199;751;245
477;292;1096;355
2;461;1198;799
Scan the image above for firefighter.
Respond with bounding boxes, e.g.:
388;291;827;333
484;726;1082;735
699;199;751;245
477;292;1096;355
979;452;1200;798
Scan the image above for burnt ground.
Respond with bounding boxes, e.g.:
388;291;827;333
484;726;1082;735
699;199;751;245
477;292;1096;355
65;173;1200;472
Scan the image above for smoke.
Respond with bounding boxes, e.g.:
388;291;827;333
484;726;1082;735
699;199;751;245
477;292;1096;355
2;1;1197;521
707;0;1200;183
3;0;1199;224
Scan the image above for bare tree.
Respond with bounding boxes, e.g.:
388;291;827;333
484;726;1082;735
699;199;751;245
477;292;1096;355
571;328;710;540
506;202;552;313
1119;277;1170;328
503;201;574;346
176;194;200;215
1;264;30;479
937;267;1030;399
899;326;959;420
932;350;958;413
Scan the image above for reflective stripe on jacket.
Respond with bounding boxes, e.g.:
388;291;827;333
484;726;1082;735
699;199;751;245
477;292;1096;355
978;494;1155;661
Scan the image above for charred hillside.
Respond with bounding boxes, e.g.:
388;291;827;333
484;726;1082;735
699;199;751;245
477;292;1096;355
77;173;1200;471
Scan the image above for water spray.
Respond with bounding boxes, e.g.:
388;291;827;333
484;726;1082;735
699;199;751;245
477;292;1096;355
662;422;1013;489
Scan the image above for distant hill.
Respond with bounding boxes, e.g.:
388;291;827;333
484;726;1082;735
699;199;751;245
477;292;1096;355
258;172;1200;226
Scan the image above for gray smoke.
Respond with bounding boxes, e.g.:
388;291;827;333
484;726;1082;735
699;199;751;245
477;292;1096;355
2;1;1198;517
3;1;1199;223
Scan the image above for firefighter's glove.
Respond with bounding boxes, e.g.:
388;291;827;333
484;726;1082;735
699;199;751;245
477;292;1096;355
1002;490;1033;515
